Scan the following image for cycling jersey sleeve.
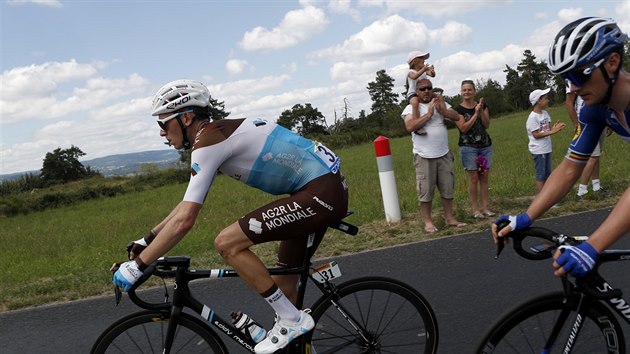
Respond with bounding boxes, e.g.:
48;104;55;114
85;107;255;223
183;142;232;204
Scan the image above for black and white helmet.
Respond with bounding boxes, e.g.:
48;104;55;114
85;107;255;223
548;17;628;75
151;79;211;116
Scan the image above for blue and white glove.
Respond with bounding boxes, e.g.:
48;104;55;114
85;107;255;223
113;260;143;291
556;242;599;277
494;213;532;232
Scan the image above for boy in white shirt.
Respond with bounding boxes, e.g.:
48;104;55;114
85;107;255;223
526;88;567;192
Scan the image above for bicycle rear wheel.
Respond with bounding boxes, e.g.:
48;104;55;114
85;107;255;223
476;291;625;354
91;310;228;354
307;276;438;354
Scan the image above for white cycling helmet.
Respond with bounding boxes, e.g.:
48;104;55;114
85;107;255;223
548;17;628;75
151;79;211;116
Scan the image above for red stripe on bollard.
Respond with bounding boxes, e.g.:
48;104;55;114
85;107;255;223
374;135;391;157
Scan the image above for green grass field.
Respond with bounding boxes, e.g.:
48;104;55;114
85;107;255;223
1;105;628;311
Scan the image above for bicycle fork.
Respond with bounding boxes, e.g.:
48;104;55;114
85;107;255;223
163;305;184;354
542;284;587;354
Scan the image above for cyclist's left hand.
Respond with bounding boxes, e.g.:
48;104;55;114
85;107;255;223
113;260;143;291
553;242;599;278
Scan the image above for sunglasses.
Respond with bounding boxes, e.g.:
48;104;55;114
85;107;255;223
562;57;606;87
157;109;193;130
416;86;433;92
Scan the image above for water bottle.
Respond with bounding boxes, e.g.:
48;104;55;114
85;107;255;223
231;311;267;343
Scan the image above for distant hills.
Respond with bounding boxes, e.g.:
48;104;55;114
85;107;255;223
1;149;182;180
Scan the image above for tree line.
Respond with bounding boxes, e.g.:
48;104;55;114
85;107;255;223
2;46;629;210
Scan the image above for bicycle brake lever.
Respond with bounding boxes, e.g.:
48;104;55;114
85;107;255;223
494;219;510;259
495;238;505;259
114;285;122;306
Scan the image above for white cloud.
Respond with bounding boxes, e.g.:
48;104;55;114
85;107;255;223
558;7;583;23
239;6;328;51
7;0;62;8
329;59;384;82
283;62;298;74
357;0;383;7
312;15;470;61
1;61;149;124
1;60;101;100
328;0;361;21
383;0;510;18
410;44;528;97
226;59;249;75
431;21;473;47
535;11;548;20
615;1;630;34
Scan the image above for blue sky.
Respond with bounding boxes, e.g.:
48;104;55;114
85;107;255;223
1;0;628;174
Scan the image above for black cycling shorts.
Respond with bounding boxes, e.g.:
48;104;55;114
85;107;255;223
238;172;348;267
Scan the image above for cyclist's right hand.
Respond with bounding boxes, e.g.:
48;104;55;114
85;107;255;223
553;242;599;277
491;213;532;244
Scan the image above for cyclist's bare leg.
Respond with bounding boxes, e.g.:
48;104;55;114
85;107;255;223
214;222;274;292
215;222;302;322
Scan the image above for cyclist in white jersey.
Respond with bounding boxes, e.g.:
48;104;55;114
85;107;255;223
492;17;630;278
112;79;349;354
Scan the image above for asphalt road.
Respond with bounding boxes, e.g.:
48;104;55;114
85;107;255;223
1;208;629;353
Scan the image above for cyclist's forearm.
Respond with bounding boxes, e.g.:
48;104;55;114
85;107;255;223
587;187;630;253
526;158;583;220
139;201;202;264
152;202;183;234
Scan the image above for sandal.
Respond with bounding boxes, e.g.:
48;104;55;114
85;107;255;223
483;211;496;217
473;212;485;219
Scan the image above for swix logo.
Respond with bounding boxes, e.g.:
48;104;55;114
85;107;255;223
166;95;190;110
598;282;630;319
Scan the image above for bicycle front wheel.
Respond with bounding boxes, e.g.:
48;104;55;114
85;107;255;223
91;310;228;354
476;291;625;354
308;276;438;354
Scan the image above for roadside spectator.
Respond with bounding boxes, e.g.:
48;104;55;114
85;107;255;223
401;78;466;233
405;51;435;136
454;80;495;219
565;80;609;198
527;88;567;192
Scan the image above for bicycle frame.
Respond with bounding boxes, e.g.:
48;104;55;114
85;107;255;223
126;221;360;354
158;264;306;353
534;250;630;353
489;226;630;353
131;255;376;354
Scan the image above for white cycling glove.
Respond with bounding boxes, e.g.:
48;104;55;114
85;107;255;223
113;260;144;291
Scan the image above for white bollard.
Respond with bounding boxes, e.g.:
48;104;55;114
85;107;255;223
374;136;401;223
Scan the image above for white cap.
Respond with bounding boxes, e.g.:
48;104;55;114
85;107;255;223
407;51;430;64
529;88;551;106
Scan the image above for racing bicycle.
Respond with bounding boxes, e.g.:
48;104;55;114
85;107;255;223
91;213;439;353
476;225;629;353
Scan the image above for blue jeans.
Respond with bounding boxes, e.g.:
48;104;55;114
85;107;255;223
532;153;552;182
